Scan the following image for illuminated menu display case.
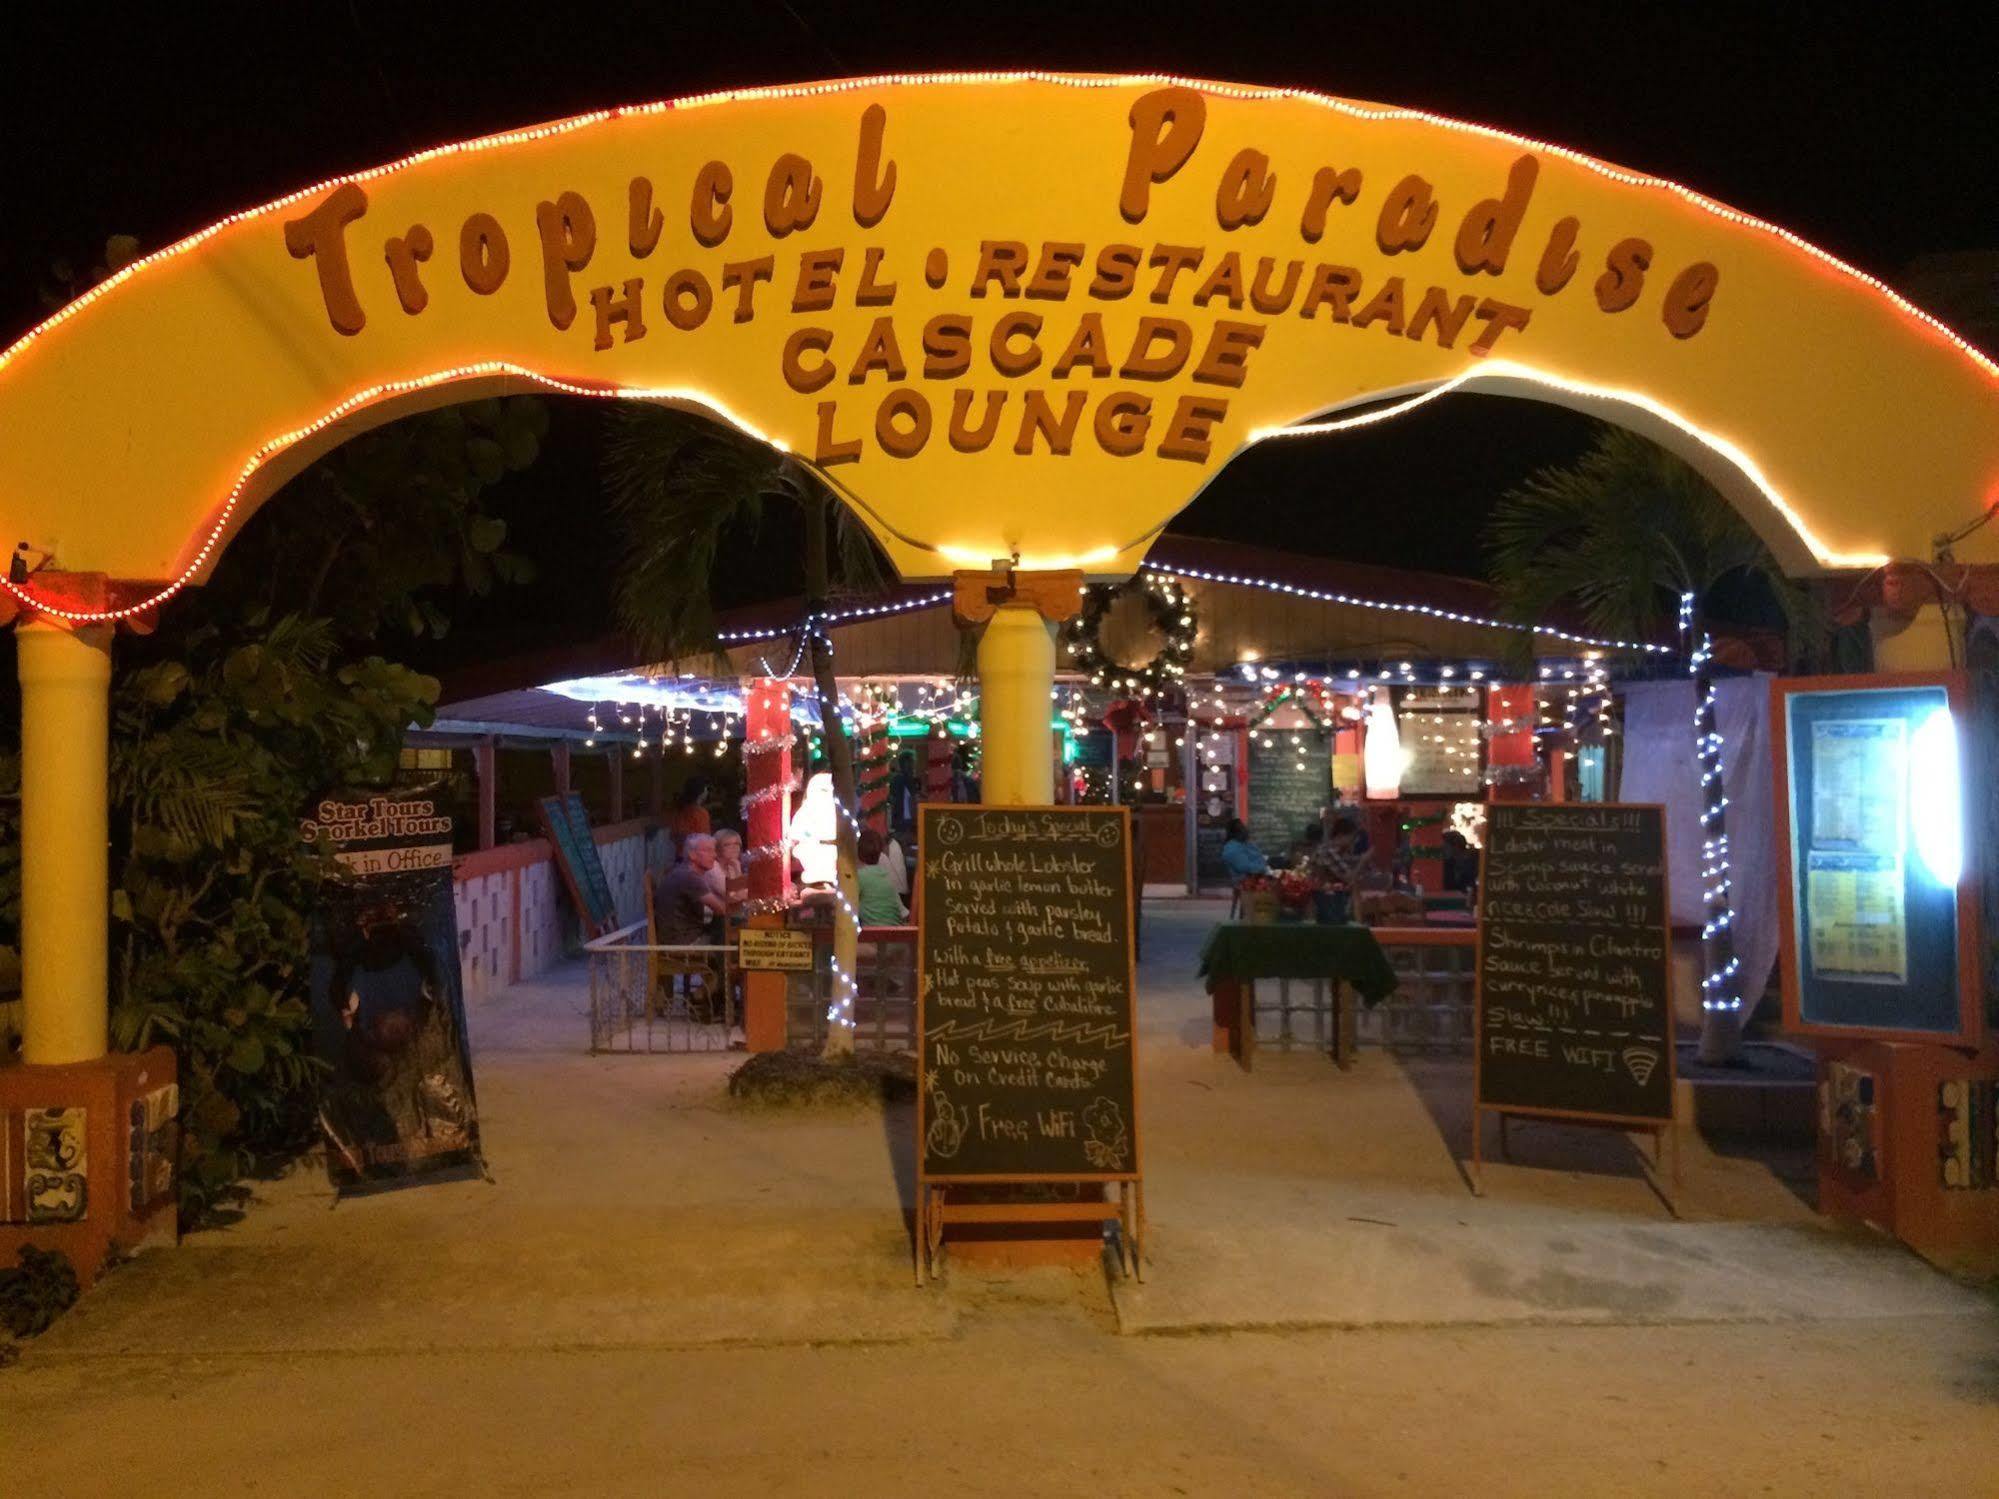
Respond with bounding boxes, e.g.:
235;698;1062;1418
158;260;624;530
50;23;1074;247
1772;674;1983;1044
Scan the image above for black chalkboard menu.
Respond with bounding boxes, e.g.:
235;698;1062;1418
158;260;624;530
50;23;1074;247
917;804;1139;1180
1247;731;1330;854
1476;803;1674;1125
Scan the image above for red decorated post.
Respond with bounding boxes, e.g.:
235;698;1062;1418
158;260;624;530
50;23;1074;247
924;726;953;803
857;714;890;835
745;679;793;907
743;678;794;1053
1485;684;1540;802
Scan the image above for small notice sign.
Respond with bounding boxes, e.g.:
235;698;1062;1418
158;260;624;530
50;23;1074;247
738;926;815;971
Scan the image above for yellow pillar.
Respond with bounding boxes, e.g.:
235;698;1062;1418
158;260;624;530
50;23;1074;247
1870;603;1959;673
977;603;1055;805
17;620;113;1064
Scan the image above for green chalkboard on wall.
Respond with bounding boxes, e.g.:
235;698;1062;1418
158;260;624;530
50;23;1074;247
1248;731;1330;855
537;794;618;936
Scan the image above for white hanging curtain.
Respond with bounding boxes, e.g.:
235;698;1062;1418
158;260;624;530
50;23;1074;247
1617;677;1780;1021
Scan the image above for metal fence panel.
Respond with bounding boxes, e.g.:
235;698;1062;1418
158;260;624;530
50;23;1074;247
585;922;739;1054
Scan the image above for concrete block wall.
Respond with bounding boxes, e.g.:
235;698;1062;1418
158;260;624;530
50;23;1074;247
450;821;657;1006
453;866;516;1007
519;858;563;977
596;829;650;929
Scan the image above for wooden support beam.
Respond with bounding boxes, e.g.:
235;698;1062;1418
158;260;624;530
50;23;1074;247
475;736;496;852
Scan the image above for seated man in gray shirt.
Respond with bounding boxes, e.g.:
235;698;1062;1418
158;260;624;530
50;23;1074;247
654;834;729;945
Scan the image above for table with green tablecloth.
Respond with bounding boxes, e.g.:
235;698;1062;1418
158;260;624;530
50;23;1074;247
1198;922;1400;1068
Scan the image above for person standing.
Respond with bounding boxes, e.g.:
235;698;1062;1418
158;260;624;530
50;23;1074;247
669;776;712;845
887;749;920;845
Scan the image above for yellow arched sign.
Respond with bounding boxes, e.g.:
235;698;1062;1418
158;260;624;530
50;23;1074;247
3;73;1996;617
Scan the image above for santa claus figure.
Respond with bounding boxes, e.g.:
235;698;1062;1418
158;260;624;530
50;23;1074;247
792;772;841;887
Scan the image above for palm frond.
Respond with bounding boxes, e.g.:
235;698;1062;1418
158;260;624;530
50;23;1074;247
1486;425;1795;654
604;405;785;657
117;736;261;849
605;406;889;657
828;485;892;601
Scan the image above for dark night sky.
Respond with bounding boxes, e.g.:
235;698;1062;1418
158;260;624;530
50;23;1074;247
4;5;1991;666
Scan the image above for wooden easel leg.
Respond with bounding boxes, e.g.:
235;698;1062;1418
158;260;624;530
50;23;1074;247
1668;1125;1683;1218
1471;1108;1484;1196
915;1185;927;1286
1132;1179;1146;1281
930;1187;947;1279
1118;1183;1135;1279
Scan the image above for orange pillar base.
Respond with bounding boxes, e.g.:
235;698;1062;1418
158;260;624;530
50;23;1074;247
742;915;791;1053
1816;1037;1999;1278
0;1046;179;1286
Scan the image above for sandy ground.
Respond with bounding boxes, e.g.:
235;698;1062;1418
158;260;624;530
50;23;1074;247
4;902;1996;1497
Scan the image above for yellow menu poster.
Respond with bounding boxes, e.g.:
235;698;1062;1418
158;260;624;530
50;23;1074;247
1806;850;1907;983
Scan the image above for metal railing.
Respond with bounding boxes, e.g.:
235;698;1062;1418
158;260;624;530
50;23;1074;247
785;924;918;1053
584;920;739;1053
583;919;917;1056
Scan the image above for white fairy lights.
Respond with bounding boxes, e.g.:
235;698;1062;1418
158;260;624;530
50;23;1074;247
1683;592;1741;1014
1146;563;1672;656
1244;357;1895;572
1;362;789;624
9;73;1977;623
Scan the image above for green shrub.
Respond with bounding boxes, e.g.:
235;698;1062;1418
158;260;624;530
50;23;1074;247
0;1246;80;1338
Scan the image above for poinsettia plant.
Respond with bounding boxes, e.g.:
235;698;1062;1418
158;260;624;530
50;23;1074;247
1283;869;1323;910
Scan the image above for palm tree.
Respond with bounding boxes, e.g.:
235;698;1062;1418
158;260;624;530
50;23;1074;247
1486;425;1815;1064
603;405;888;1056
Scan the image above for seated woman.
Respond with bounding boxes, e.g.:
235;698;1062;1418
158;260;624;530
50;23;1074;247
1220;819;1271;886
709;828;748;911
855;827;908;925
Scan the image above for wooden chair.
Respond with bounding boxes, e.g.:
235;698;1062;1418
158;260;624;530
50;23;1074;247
643;879;723;1023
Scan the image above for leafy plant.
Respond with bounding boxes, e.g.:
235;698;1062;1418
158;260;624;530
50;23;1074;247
91;392;539;1223
107;615;440;1223
183;397;549;643
4;248;543;1222
0;1245;80;1338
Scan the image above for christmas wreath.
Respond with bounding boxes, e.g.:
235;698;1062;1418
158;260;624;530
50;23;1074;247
1062;572;1198;698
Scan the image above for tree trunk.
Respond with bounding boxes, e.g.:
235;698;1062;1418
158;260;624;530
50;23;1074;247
1692;632;1745;1064
803;491;861;1059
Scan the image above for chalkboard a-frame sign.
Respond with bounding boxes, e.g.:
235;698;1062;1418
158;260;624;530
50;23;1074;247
1473;802;1679;1202
915;804;1144;1282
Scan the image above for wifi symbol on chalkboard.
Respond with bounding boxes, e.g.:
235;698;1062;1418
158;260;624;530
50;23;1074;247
1622;1047;1660;1087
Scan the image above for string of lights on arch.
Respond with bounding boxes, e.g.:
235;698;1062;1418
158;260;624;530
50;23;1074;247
2;73;1990;623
